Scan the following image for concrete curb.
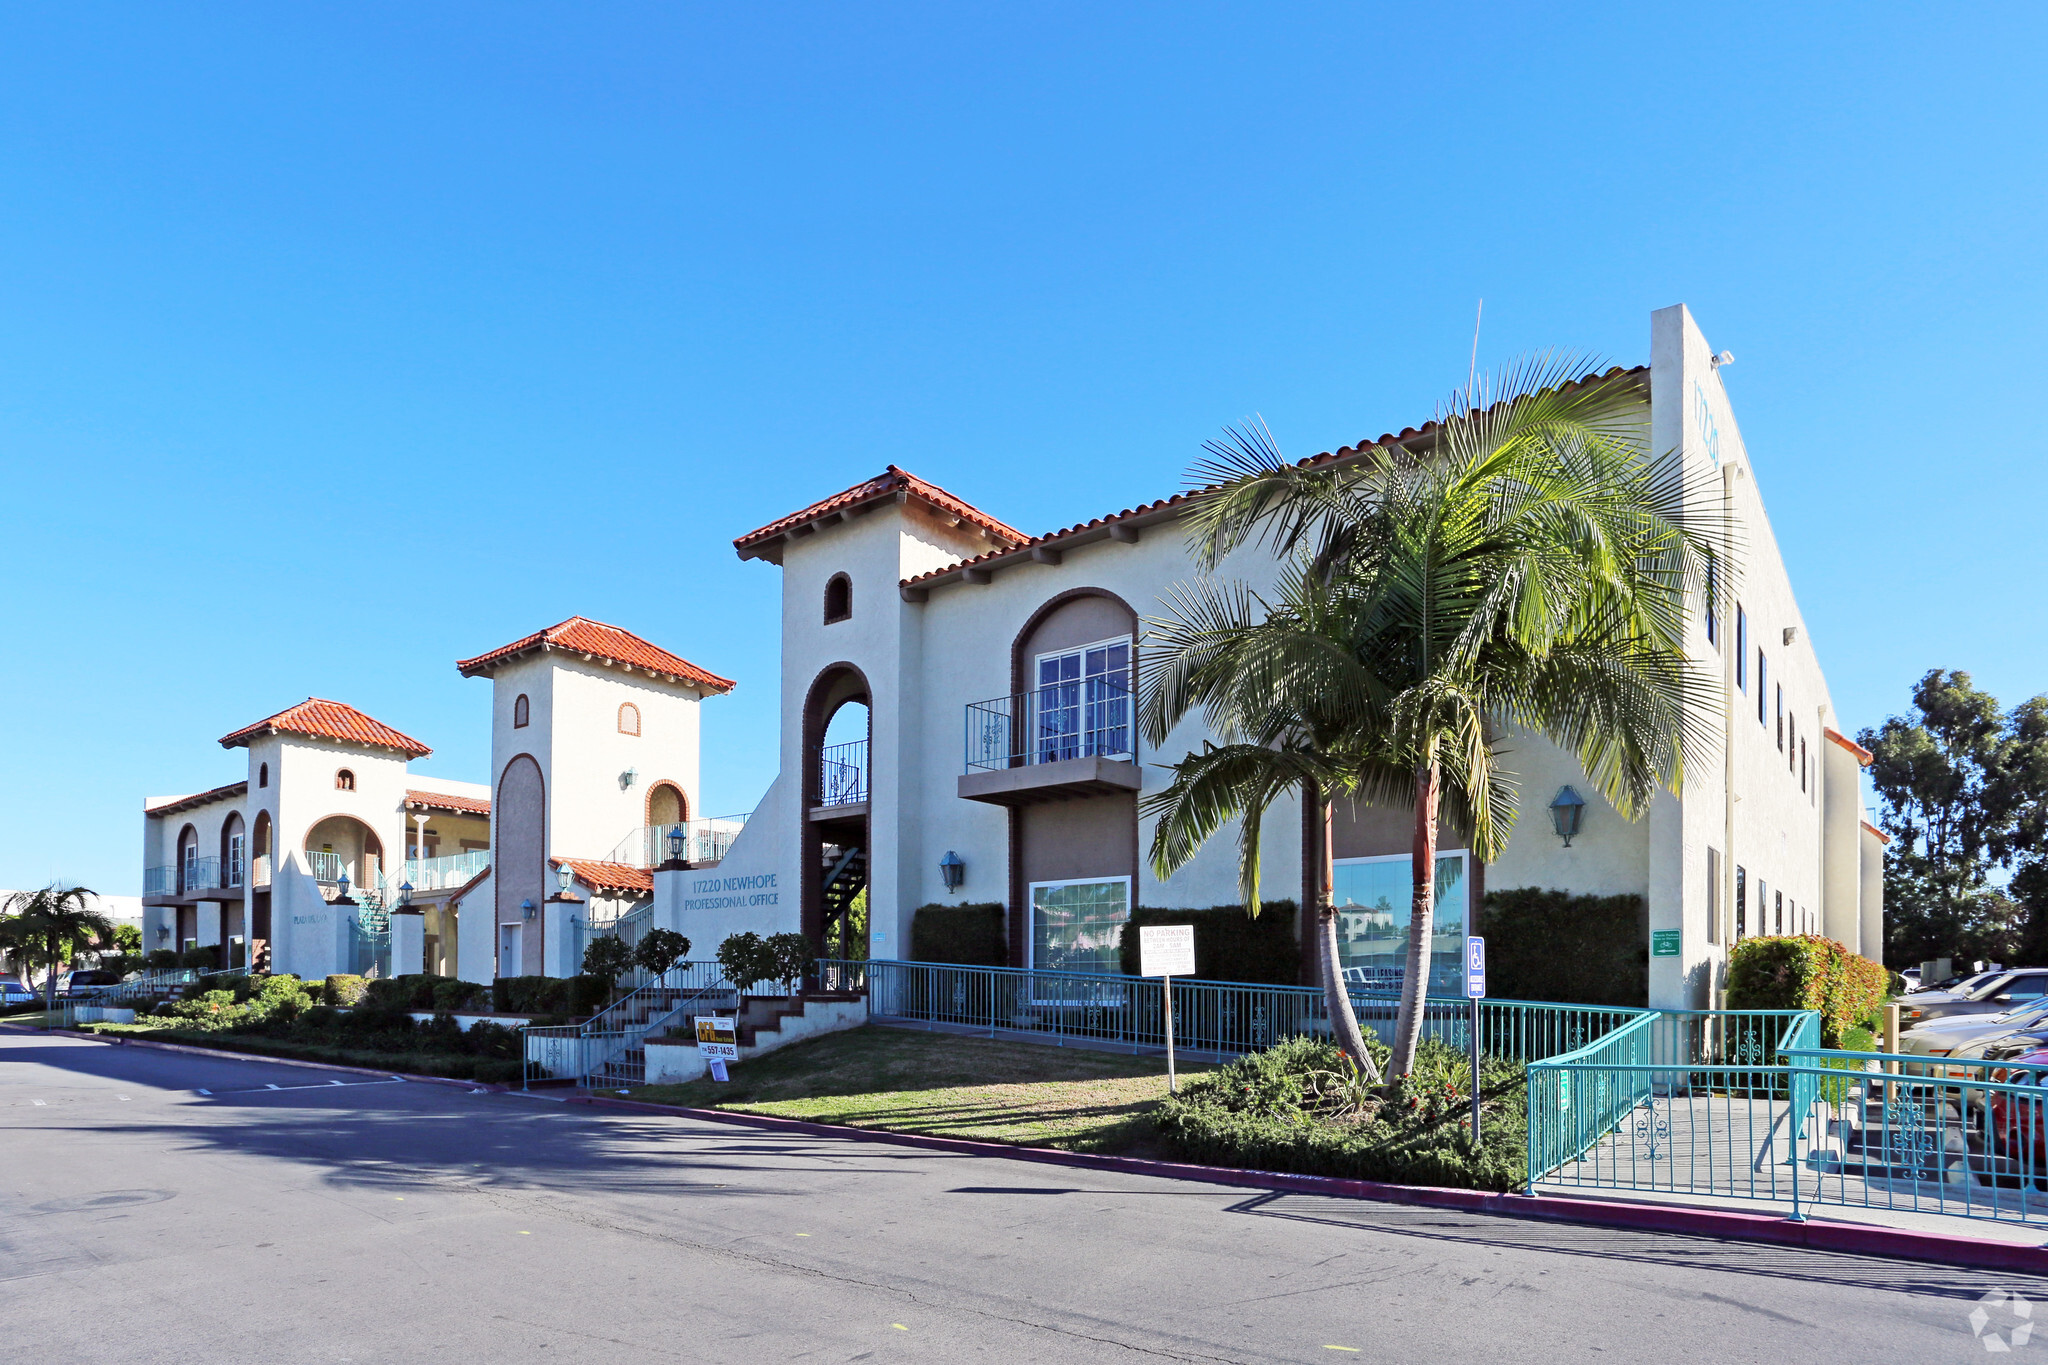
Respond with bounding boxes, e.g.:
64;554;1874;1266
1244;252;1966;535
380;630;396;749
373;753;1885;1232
559;1091;2048;1276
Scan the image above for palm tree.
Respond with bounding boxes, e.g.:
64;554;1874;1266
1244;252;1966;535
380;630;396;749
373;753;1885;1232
1;885;115;1019
1145;356;1725;1079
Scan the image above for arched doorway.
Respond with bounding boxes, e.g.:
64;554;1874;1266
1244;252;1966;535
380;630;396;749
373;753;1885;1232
250;811;273;972
803;666;871;968
646;781;688;831
303;816;384;893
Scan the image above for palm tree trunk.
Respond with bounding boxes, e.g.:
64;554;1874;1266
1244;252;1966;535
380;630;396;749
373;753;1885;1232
1389;757;1441;1077
43;930;58;1023
1312;786;1381;1081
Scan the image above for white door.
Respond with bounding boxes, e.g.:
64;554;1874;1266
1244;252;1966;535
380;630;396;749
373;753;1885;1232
499;924;523;977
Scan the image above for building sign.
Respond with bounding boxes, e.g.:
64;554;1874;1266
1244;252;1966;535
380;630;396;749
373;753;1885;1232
1652;929;1681;957
682;871;779;912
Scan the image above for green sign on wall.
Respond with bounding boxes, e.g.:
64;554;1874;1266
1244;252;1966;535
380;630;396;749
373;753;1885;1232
1651;929;1681;957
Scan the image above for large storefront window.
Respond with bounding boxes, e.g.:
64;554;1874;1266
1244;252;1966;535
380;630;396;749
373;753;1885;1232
1029;876;1130;977
1330;852;1469;995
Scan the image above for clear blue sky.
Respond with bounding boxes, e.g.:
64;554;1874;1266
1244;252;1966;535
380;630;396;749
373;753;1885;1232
4;3;2044;895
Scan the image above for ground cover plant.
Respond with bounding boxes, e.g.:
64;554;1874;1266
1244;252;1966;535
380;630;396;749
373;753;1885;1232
1152;1033;1528;1191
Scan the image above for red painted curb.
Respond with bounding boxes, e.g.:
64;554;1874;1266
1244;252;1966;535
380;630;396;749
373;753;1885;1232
559;1091;2048;1276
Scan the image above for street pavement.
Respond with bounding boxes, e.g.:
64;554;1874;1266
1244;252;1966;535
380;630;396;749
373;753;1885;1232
1;1027;2039;1363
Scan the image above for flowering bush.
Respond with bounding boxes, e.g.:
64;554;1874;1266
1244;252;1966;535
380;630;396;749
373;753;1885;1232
1726;935;1890;1047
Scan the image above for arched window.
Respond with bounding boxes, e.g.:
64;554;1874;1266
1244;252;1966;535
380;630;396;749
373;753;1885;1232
336;769;356;792
824;573;852;624
618;702;641;736
258;762;269;788
513;693;529;728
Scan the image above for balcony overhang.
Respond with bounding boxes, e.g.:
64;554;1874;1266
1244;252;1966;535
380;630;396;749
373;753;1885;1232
957;756;1141;807
808;801;870;823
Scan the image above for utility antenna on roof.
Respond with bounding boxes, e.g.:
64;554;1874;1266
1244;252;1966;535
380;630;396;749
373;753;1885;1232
1466;298;1483;411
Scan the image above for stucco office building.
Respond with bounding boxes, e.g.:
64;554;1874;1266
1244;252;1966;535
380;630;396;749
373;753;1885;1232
662;304;1886;1010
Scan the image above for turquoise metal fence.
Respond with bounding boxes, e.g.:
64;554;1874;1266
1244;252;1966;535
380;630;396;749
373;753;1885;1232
824;958;1647;1065
521;959;733;1089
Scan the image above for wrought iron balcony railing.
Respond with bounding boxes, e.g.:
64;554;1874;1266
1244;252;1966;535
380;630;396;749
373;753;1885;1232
965;677;1134;773
818;740;868;807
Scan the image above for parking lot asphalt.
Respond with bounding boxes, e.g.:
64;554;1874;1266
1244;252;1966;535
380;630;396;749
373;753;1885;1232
2;1027;2039;1363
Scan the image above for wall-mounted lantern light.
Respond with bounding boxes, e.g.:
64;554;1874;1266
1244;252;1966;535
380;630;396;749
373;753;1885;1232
521;898;536;921
398;880;414;909
939;850;965;893
667;824;686;863
1549;786;1587;847
556;862;575;897
619;767;638;791
155;926;169;944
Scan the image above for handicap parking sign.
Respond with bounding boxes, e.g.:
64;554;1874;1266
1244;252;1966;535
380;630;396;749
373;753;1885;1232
1464;936;1486;999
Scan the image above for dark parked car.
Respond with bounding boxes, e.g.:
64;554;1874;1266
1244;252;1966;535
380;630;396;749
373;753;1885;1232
1;980;38;1006
57;969;125;1000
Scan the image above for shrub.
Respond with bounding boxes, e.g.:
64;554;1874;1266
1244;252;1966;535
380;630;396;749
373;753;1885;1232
1726;935;1890;1047
764;932;812;993
178;946;223;970
582;937;634;995
1117;903;1300;985
491;974;608;1017
144;949;182;970
634;928;691;979
324;974;369;1007
1475;888;1648;1008
910;904;1007;966
1153;1035;1528;1192
432;978;486;1012
717;932;775;993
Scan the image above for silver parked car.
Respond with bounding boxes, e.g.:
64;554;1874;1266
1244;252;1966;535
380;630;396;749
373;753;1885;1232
1901;969;2048;1027
1901;999;2048;1057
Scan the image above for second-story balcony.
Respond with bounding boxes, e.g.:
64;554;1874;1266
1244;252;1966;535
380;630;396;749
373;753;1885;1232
958;679;1141;806
143;855;244;901
606;814;752;868
404;849;492;892
818;740;868;809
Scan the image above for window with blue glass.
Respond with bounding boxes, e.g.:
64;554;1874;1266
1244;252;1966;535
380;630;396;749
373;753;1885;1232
1331;851;1470;995
1034;637;1132;763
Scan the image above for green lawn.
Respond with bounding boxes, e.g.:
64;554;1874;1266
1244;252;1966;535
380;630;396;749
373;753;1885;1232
625;1024;1208;1152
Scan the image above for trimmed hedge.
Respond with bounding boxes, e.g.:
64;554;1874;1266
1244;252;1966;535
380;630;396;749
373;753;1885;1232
491;973;609;1017
324;974;369;1007
1726;935;1889;1047
87;1027;524;1085
1475;888;1648;1008
1116;903;1300;985
1153;1035;1528;1191
362;973;488;1013
910;904;1008;966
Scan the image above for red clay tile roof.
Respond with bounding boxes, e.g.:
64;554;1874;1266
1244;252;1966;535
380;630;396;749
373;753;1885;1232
733;466;1030;561
145;781;249;816
219;699;432;758
1825;727;1875;766
554;858;654;895
404;789;491;816
900;365;1651;591
455;616;736;694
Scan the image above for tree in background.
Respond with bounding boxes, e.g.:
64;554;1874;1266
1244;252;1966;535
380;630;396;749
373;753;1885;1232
1861;670;2048;967
581;935;635;1006
0;885;114;1017
633;928;691;983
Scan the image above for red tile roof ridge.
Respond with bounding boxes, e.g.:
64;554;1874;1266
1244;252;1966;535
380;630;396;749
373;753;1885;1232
1861;820;1892;845
733;465;1030;556
1824;727;1875;766
455;616;736;694
219;698;433;758
900;364;1650;588
404;788;492;816
145;781;250;816
553;857;655;894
